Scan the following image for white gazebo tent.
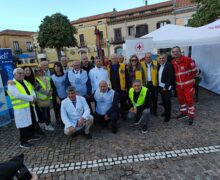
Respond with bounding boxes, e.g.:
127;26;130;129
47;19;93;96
126;20;220;94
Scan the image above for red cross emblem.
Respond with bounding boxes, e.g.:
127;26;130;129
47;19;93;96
135;42;144;52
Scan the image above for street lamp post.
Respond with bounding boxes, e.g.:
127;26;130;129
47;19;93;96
94;26;104;64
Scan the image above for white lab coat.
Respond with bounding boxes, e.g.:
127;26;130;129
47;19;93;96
89;66;109;93
61;95;91;129
8;83;37;128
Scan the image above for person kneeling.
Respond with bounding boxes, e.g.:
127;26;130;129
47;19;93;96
127;79;151;133
94;80;119;133
61;86;93;139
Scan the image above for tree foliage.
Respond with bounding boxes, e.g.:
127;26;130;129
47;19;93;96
38;13;77;60
188;0;220;27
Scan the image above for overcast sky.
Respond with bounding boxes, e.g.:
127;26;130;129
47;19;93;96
0;0;167;32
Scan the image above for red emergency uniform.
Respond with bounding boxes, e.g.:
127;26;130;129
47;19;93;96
172;56;197;118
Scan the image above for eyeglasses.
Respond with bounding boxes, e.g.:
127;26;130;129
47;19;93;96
131;59;137;62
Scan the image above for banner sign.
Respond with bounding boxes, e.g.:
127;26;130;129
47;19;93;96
0;48;14;126
0;74;11;126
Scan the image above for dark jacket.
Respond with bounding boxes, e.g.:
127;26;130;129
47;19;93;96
158;62;174;90
128;87;151;114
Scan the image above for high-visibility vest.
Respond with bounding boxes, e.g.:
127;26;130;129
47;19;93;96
129;86;148;108
9;80;34;110
141;61;158;86
36;77;52;100
107;63;126;91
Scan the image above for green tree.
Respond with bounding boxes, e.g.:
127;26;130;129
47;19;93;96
187;0;220;27
38;13;77;60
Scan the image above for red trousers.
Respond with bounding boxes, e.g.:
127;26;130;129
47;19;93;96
176;85;195;118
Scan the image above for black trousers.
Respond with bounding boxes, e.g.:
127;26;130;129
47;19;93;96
37;107;51;125
53;98;65;124
94;112;118;127
146;82;158;114
19;125;33;144
159;87;172;118
30;105;42;134
117;91;128;114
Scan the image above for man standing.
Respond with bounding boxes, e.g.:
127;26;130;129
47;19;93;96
158;54;174;122
127;80;151;133
94;81;119;133
61;86;93;138
171;46;197;125
89;57;109;94
117;55;124;64
61;56;72;73
108;54;128;119
68;60;88;96
141;52;158;116
8;68;40;148
40;60;53;77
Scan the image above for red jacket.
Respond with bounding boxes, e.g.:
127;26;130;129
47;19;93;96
172;56;197;87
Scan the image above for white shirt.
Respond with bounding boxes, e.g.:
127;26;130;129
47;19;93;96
147;63;152;81
89;66;109;93
159;63;166;88
61;96;91;129
8;81;37;128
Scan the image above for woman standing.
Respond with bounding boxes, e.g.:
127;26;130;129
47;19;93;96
51;62;68;125
34;67;55;131
23;66;44;135
127;55;146;88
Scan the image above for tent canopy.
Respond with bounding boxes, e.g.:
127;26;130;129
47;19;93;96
140;20;220;48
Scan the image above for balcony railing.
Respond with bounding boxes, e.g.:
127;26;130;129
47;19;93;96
110;37;125;44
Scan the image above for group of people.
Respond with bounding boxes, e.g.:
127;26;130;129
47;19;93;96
7;46;198;148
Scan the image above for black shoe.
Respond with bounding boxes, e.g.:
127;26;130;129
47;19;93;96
164;117;170;122
20;142;33;149
112;125;118;134
142;125;148;134
161;112;166;117
28;135;41;142
188;117;193;125
83;132;92;139
176;114;187;119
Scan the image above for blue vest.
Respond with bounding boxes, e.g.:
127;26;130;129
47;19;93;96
51;74;67;99
94;89;115;115
68;70;88;96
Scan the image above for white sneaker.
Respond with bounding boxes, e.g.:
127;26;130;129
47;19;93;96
45;125;55;131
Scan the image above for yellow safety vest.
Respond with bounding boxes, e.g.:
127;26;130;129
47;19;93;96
141;61;158;86
36;77;52;100
107;63;126;91
9;80;34;110
129;86;148;108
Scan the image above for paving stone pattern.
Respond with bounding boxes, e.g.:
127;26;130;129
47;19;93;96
0;88;220;179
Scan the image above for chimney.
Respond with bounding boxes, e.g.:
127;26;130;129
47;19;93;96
145;0;148;5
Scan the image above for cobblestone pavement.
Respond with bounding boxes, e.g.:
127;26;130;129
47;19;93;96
0;88;220;179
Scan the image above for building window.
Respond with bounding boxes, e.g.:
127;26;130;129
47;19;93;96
100;31;104;44
79;34;85;47
156;20;171;29
13;41;20;50
136;24;148;37
115;47;123;55
26;42;32;51
128;26;135;36
97;21;102;24
114;28;123;42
